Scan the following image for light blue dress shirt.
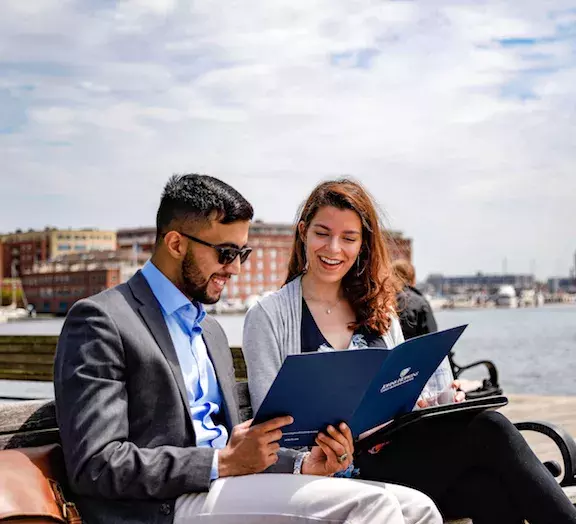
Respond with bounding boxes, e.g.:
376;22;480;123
141;261;228;480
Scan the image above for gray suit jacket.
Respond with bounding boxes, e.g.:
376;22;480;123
54;271;296;524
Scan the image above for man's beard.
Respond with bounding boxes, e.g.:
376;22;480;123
181;249;224;304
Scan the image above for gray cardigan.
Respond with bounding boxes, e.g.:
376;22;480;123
242;275;407;411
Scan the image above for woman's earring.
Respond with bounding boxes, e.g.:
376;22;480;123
303;251;309;273
356;256;366;276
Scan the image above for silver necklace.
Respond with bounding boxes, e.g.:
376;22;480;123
305;295;341;314
325;298;341;315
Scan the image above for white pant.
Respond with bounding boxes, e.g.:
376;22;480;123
174;474;442;524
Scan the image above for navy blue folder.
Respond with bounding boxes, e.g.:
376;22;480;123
252;325;468;447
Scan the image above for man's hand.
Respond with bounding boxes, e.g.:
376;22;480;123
302;423;354;476
218;416;293;477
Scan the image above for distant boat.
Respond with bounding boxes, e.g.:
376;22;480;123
0;305;29;321
495;285;518;308
447;295;478;309
518;289;544;307
426;295;450;310
0;260;34;321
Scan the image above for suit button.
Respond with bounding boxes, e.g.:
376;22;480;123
159;503;171;515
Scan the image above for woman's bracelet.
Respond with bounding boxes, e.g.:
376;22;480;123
293;451;311;475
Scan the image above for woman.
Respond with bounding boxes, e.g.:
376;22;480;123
392;258;439;341
243;178;576;524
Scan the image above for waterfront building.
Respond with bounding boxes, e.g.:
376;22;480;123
117;222;303;302
20;250;147;315
427;272;535;295
547;277;576;295
116;227;156;255
224;221;293;302
387;231;412;263
0;227;116;281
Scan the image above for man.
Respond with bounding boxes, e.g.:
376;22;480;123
392;259;438;340
54;174;441;524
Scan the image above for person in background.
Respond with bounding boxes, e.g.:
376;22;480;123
243;178;576;524
54;174;441;524
392;259;438;340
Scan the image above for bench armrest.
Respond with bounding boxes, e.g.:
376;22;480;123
449;351;500;385
515;420;576;487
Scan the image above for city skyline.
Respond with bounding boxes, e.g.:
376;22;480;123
1;1;576;280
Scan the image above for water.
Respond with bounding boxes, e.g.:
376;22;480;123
434;305;576;396
1;305;575;397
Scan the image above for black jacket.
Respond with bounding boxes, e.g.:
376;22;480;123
396;285;438;340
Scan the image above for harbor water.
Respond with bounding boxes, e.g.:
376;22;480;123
1;304;575;397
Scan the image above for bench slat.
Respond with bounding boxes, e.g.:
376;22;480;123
565;485;576;504
0;400;56;434
0;428;60;450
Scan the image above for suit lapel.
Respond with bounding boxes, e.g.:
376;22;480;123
128;273;194;429
202;318;240;429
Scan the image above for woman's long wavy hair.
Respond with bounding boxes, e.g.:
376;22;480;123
285;178;398;335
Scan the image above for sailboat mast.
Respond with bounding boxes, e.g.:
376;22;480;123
11;260;17;307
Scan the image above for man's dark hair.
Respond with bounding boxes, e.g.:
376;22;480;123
155;174;254;243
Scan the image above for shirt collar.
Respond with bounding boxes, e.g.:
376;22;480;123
141;260;205;323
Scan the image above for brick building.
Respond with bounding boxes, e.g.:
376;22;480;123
387;231;412;262
115;222;412;303
117;222;295;302
224;221;294;302
20;250;147;314
0;228;117;280
117;227;156;255
22;267;121;315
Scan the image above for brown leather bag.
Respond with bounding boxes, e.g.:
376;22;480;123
0;444;81;523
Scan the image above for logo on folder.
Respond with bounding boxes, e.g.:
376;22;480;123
380;366;420;394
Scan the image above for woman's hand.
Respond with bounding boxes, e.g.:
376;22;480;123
452;380;466;403
301;422;354;476
417;380;466;408
416;397;429;408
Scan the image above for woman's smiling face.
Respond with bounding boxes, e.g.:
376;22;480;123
301;205;363;284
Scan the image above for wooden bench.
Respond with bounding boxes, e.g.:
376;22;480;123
1;382;575;524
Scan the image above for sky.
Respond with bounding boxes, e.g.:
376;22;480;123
1;0;575;280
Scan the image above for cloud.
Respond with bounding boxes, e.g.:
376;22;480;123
1;0;575;279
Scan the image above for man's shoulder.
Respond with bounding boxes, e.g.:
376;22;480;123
65;281;138;324
79;281;133;308
55;283;137;360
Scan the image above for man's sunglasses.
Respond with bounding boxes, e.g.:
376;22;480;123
179;232;253;265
